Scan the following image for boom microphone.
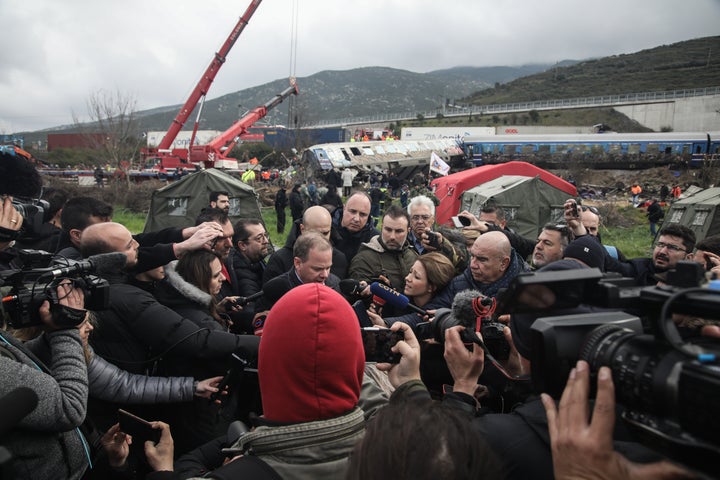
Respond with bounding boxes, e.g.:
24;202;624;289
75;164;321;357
50;252;128;277
0;387;39;437
369;282;427;316
451;290;494;331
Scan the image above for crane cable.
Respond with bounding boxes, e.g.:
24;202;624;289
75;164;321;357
288;0;299;127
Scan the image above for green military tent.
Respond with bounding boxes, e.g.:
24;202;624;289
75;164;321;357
143;169;263;232
459;175;573;239
663;187;720;241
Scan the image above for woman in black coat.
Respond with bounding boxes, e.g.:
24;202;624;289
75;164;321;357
153;250;251;455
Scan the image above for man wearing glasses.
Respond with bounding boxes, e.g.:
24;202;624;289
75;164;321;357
230;218;270;333
407;196;462;269
615;224;695;286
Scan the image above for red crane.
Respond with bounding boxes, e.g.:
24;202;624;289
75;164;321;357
141;0;272;171
189;78;298;169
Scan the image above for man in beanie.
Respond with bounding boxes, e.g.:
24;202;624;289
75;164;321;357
211;283;367;479
562;235;606;272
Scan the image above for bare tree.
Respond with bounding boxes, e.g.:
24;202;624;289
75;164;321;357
73;89;142;187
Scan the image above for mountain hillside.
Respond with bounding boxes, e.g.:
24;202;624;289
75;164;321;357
24;35;720;143
131;64;554;133
464;36;720;105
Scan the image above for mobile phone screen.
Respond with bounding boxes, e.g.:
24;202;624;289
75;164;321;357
451;216;464;228
361;327;403;363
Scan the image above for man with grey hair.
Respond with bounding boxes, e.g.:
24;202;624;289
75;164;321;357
407;195;462;271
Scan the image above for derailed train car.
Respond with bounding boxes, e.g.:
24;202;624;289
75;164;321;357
301;138;466;181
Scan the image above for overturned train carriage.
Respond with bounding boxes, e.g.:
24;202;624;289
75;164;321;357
301;138;467;181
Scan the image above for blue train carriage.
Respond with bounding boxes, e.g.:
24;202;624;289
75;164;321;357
462;132;720;169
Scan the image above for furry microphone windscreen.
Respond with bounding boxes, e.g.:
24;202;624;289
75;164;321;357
0;151;43;198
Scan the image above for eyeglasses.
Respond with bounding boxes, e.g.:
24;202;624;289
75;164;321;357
655;241;686;252
411;214;433;222
581;206;600;215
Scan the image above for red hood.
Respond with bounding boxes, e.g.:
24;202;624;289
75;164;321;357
259;283;364;423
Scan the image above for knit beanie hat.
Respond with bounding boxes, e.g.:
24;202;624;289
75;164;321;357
563;236;605;271
259;283;365;423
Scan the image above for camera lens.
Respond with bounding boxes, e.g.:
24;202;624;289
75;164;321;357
580;324;678;415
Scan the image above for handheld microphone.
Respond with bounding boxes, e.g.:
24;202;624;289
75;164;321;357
0;387;39;437
50;252;128;277
369;282;427;316
339;279;363;296
236;290;264;306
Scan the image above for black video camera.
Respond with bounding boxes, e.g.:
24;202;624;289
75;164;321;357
0;249;110;329
502;264;720;477
11;197;51;242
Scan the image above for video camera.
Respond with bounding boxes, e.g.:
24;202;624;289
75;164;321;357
416;291;511;361
0;249;120;329
11;197;51;243
497;262;720;476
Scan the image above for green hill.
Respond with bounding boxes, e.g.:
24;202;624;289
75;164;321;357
464;36;720;105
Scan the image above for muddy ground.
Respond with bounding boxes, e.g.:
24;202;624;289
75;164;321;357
551;166;711;201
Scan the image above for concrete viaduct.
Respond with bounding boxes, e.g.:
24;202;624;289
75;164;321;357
308;86;720;132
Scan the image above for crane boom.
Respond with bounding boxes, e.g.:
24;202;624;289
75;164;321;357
189;79;299;166
157;0;263;151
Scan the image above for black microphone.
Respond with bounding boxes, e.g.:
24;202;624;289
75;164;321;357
339;279;363;296
50;252;128;277
369;282;427;316
236;290;264;306
0;387;39;437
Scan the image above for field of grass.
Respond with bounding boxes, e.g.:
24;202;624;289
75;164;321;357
118;201;657;260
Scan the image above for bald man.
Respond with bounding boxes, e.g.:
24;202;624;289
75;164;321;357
263;205;348;283
386;230;530;328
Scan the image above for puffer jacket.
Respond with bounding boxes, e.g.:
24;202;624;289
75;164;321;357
88;347;194;404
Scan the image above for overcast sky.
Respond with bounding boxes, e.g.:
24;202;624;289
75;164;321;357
1;0;718;133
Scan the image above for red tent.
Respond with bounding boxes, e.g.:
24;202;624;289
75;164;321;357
430;161;578;225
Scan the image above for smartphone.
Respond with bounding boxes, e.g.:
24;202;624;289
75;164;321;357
425;231;442;249
361;327;403;363
210;353;248;402
571;203;580;218
451;216;470;228
118;409;161;444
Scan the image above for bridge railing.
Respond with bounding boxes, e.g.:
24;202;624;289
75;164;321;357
307;86;720;128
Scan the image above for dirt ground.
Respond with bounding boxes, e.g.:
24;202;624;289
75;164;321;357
550;166;707;201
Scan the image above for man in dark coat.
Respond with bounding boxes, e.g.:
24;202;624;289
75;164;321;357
264;205;347;283
330;192;379;262
230;218;270;334
274;185;288;234
289;183;305;222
